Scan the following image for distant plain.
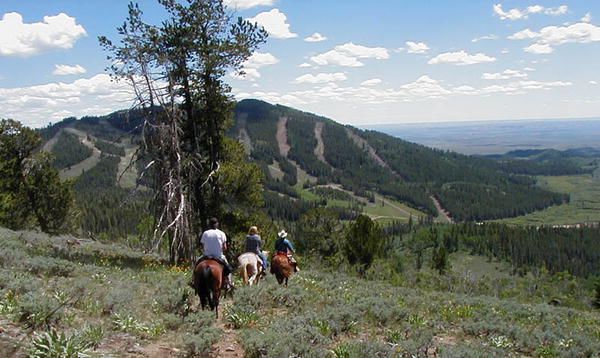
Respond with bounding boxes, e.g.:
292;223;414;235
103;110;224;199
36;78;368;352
366;118;600;155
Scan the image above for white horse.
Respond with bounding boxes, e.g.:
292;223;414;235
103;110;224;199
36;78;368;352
237;251;267;285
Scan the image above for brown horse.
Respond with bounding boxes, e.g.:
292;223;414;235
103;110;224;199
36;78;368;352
192;259;223;318
271;253;294;286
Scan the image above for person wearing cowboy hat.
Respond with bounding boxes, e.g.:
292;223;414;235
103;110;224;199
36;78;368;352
275;229;299;272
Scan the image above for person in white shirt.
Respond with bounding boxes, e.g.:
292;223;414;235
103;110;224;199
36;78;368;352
200;217;233;289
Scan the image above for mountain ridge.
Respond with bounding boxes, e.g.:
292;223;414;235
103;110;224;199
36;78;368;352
39;99;572;223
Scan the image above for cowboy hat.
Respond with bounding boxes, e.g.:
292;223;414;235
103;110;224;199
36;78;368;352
248;226;259;235
277;229;288;238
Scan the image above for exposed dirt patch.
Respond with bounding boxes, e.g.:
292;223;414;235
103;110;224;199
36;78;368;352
346;128;397;173
313;122;328;165
236;113;254;155
42;131;61;152
276;117;291;157
431;195;454;223
208;304;244;358
267;161;285;181
0;319;28;357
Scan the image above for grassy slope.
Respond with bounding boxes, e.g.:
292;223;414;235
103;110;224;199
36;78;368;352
1;228;599;356
499;174;600;225
0;228;218;357
230;257;600;357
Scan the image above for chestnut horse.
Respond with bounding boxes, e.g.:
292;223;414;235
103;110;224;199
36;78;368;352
271;253;294;286
237;252;265;286
192;259;223;318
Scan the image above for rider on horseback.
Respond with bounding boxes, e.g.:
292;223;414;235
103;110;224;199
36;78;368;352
275;229;299;272
199;217;234;289
245;226;268;273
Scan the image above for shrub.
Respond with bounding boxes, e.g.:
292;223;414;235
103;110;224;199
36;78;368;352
29;328;92;358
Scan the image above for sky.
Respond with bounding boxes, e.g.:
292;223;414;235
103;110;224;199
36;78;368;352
0;0;600;128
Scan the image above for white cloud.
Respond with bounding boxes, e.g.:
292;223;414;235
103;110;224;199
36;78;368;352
428;51;496;65
294;72;347;84
311;50;363;67
508;29;539;40
230;68;261;81
248;9;297;39
53;64;87;76
231;52;278;81
590;80;598;85
493;3;568;21
0;12;87;56
524;43;554;54
235;74;573;113
534;22;600;45
0;74;134;128
482;69;528;80
304;32;327;42
509;22;600;54
581;13;592;23
405;41;430;54
400;75;451;98
299;62;312;68
524;67;536;71
310;42;389;67
361;78;382;86
472;34;499;42
223;0;275;10
244;52;279;68
545;5;568;16
336;43;389;59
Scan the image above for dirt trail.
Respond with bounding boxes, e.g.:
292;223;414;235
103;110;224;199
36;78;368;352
208;303;244;358
345;128;455;221
276;117;291;157
236;113;253;154
431;195;454;223
346;128;396;172
314;122;328;165
58;128;102;180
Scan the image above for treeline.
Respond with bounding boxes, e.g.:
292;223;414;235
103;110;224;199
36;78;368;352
444;223;600;277
286;116;330;177
436;182;567;221
494;159;588;176
322;123;436;214
74;154;149;237
51;132;92;169
94;139;126;157
357;129;569;221
73;117;123;142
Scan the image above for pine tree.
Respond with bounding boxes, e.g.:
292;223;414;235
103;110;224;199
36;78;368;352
100;0;267;263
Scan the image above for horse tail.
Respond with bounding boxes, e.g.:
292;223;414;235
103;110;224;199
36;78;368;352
202;265;213;285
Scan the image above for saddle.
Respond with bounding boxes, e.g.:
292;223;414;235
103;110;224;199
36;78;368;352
196;256;231;275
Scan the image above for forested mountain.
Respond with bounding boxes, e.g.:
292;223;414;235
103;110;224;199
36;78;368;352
39;99;571;235
232;99;567;221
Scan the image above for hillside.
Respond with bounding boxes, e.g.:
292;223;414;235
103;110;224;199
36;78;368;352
37;99;573;236
233;99;567;222
1;228;599;357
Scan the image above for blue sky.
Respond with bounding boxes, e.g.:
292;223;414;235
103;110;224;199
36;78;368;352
0;0;599;127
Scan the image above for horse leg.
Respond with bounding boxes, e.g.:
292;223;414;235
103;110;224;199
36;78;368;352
248;264;257;285
240;265;248;285
199;289;208;311
214;285;221;319
285;277;288;287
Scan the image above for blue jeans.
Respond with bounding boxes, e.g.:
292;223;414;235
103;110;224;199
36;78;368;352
258;252;269;269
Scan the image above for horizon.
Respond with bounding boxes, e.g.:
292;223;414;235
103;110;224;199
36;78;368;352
1;0;600;128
